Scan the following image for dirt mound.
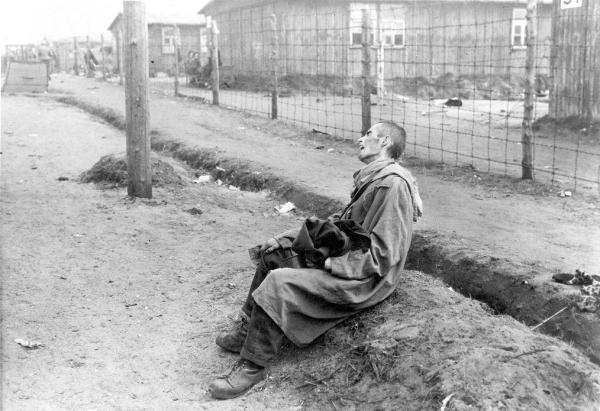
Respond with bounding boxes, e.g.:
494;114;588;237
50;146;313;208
80;154;184;187
276;271;600;410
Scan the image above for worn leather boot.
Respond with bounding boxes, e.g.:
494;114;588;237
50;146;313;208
215;316;248;353
208;359;266;399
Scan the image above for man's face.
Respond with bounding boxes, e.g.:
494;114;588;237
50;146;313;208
358;125;384;164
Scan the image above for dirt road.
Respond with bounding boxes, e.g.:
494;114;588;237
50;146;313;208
0;96;305;409
51;74;600;275
158;79;599;192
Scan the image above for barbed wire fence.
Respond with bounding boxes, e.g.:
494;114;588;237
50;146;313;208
15;1;594;193
167;1;599;194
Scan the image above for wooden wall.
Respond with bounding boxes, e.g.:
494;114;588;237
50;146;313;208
111;20;203;76
214;0;349;77
347;2;552;79
148;24;203;75
550;0;599;121
207;0;552;82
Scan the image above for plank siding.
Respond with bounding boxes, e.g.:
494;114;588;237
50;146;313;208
111;20;203;76
205;0;552;84
550;0;599;120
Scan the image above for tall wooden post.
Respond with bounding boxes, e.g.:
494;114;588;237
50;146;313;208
173;25;179;96
123;0;152;198
270;13;279;119
376;3;385;106
73;37;79;75
101;34;106;80
85;35;91;76
209;20;220;105
361;8;372;135
521;0;537;180
117;30;123;85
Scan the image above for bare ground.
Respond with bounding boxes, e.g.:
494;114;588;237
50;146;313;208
2;96;600;410
45;74;600;361
50;74;600;275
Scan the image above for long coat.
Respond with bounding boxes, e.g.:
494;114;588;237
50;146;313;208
252;159;420;346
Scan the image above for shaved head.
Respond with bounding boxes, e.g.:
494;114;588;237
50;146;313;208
373;121;406;160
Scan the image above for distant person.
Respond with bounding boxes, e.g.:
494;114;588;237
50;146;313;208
208;121;423;399
202;50;222;84
38;41;54;79
184;51;202;86
84;48;99;76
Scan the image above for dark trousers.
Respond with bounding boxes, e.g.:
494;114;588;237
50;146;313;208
239;247;304;367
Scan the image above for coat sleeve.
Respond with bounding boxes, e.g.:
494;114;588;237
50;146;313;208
328;179;413;279
274;227;299;249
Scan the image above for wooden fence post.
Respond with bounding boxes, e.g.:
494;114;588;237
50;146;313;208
73;37;79;75
173;24;179;96
123;0;152;198
361;8;372;135
521;0;537;180
376;3;385;106
210;20;220;105
270;13;279;120
117;29;123;85
101;34;106;80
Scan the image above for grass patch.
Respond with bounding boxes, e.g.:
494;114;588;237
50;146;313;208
80;154;183;188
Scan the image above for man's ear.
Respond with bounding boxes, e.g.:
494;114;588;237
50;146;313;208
380;135;391;148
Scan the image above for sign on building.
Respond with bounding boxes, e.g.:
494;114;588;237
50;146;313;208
561;0;583;9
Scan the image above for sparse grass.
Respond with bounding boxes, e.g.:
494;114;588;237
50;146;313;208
533;115;600;146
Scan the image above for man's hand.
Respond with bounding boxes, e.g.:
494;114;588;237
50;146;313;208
260;238;281;254
324;258;332;271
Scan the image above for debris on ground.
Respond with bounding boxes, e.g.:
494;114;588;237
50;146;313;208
193;175;212;184
311;128;330;136
552;269;599;285
531;306;569;330
559;190;572;197
444;97;463;107
577;296;598;313
552;270;600;313
14;339;43;350
185;207;203;215
579;281;600;312
275;202;296;214
228;185;240;191
57;176;69;181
